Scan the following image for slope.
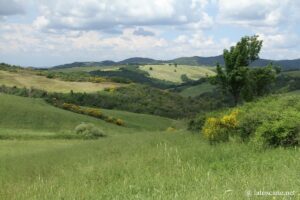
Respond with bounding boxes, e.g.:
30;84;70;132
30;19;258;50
0;70;122;93
0;94;177;138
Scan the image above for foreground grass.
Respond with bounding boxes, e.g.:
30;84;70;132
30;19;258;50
0;70;122;93
0;132;299;199
139;65;215;83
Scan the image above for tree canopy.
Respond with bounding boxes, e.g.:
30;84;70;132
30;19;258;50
213;35;276;105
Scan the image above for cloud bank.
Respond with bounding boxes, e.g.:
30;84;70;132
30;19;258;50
0;0;299;66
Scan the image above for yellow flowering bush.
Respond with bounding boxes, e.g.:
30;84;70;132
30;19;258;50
115;119;125;126
166;127;176;132
220;110;239;128
202;109;239;143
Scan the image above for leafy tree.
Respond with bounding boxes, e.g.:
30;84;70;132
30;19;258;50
214;35;263;105
242;65;277;101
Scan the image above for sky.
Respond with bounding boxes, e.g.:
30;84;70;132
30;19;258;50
0;0;299;67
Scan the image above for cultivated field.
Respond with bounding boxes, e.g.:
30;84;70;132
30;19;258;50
0;70;122;93
139;64;215;83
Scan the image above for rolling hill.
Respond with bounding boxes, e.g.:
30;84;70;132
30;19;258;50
0;94;177;139
0;93;298;199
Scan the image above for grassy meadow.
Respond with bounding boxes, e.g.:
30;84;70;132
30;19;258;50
0;70;122;93
0;94;177;139
179;82;216;97
139;64;215;83
283;70;300;78
0;132;299;199
0;93;299;199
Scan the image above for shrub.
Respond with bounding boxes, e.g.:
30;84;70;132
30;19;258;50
188;115;207;132
166;127;176;132
115;119;125;126
254;112;300;147
74;123;105;139
105;117;114;123
84;108;103;118
202;110;239;143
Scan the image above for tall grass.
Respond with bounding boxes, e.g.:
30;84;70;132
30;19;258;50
0;132;298;199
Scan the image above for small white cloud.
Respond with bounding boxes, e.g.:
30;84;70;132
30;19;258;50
33;16;49;29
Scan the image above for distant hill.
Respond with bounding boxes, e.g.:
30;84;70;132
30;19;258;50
170;56;224;66
118;57;158;65
170;56;300;70
52;61;117;69
51;56;300;71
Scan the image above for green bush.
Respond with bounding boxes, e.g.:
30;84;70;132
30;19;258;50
74;123;105;139
254;112;300;147
188;114;207;132
194;95;300;147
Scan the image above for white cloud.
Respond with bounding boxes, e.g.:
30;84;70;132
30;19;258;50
34;0;212;31
172;31;231;56
257;33;300;59
1;0;300;66
217;0;292;27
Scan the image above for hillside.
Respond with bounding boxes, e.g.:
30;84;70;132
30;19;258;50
0;93;298;199
0;94;177;139
0;70;122;93
179;82;216;97
139;64;215;83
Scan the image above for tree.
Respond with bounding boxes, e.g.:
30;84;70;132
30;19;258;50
214;35;263;105
242;65;277;101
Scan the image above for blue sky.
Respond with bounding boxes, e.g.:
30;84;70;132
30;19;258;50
0;0;299;67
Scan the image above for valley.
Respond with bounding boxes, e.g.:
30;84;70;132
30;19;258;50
0;36;299;199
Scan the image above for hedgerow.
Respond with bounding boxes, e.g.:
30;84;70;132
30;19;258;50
60;103;125;126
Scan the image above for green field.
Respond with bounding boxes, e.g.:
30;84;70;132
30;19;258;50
283;70;300;78
0;93;299;199
0;94;177;139
180;82;216;97
139;64;215;83
1;132;299;199
0;70;122;93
